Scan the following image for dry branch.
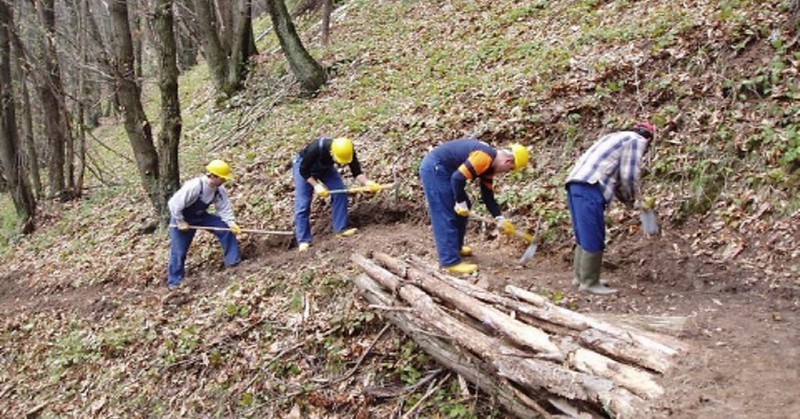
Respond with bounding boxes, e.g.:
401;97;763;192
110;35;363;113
353;252;686;418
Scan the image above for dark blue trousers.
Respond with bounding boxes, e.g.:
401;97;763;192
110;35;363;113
293;156;349;244
420;155;469;267
567;182;606;253
168;213;241;286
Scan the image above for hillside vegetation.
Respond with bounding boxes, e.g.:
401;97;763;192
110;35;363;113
1;0;798;417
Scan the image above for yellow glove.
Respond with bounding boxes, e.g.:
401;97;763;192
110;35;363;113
366;180;382;193
454;201;470;217
228;222;241;235
643;196;657;209
313;183;330;198
177;220;190;231
496;216;516;236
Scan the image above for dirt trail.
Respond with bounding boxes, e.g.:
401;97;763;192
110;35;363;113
1;209;798;417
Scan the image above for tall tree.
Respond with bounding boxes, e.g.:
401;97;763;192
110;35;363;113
190;0;256;98
32;0;72;198
228;0;256;89
152;0;181;221
174;2;198;70
265;0;326;93
8;9;42;198
0;0;35;233
109;0;163;214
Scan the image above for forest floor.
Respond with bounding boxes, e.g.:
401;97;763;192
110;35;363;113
2;196;798;418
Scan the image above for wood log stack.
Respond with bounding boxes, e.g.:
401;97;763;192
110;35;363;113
352;252;687;418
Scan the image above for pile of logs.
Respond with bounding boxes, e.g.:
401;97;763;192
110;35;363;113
352;252;686;418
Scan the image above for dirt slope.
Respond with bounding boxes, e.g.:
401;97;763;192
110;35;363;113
2;195;798;417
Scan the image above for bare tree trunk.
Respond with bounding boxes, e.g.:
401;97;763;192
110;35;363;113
153;0;182;225
33;0;71;198
59;0;78;195
265;0;325;94
74;0;90;196
130;0;143;78
227;0;256;92
214;0;233;46
320;0;332;46
0;0;35;233
8;23;42;199
191;0;232;97
174;3;199;70
81;0;116;122
109;0;163;215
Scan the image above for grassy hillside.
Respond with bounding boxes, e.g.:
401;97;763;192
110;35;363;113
1;0;799;417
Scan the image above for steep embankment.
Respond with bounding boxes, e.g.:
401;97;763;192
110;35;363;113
1;0;799;417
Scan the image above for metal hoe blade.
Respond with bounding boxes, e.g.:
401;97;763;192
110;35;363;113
519;219;542;266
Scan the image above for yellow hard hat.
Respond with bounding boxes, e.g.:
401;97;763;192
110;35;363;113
331;137;354;165
206;159;233;180
511;144;529;171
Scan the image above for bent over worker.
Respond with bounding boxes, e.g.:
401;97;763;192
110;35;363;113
293;137;381;252
167;159;241;290
419;138;529;274
565;122;656;295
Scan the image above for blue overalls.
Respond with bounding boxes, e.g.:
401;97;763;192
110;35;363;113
566;182;607;253
292;155;349;244
167;183;240;287
419;154;470;267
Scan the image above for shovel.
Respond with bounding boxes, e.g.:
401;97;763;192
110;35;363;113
328;183;394;194
469;213;541;265
639;209;660;237
170;224;294;235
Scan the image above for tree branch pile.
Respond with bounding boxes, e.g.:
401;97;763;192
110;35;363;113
352;252;686;418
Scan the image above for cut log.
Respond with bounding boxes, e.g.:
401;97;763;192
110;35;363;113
400;255;676;374
591;313;690;336
354;273;545;418
352;253;686;418
380;255;665;396
506;285;678;358
374;254;564;358
352;254;647;416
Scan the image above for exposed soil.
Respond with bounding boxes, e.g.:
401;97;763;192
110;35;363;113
3;199;797;418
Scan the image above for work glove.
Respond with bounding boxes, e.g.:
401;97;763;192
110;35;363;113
495;216;516;236
454;201;470;217
177;220;190;231
228;222;241;235
365;180;382;194
313;183;330;198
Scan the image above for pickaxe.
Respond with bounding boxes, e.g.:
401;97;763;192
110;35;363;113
169;224;294;235
469;213;542;265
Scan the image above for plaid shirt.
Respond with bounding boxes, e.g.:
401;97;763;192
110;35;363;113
566;131;649;206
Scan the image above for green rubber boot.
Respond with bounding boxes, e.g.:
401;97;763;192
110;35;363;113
579;251;618;295
571;246;583;286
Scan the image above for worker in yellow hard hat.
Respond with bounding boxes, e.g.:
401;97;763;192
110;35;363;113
167;159;242;290
293;137;382;252
419;138;530;274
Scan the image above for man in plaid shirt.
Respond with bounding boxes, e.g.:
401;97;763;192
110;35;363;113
565;122;656;294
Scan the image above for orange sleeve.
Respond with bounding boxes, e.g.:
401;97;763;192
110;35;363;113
457;151;493;180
